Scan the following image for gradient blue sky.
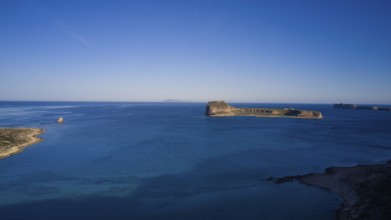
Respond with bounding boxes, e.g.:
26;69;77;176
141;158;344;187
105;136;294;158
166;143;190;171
0;0;390;103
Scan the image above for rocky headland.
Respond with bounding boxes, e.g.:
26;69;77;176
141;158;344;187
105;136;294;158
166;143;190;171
206;101;323;119
334;103;391;111
271;162;391;220
0;128;44;159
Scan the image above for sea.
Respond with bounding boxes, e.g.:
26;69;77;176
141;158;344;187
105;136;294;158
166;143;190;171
0;101;390;220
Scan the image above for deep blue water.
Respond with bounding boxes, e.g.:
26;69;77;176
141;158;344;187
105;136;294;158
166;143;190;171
0;102;390;220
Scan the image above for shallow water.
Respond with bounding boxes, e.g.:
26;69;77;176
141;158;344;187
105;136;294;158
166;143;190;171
0;102;390;219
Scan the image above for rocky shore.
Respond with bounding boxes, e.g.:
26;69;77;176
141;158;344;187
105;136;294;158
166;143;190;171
270;161;391;220
0;128;44;159
206;101;323;119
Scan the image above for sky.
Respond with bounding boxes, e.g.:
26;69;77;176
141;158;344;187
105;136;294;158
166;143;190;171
0;0;390;104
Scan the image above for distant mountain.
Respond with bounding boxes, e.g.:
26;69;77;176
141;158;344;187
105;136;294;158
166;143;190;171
163;99;187;103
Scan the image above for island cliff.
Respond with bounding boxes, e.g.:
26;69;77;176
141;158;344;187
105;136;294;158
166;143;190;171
206;101;322;119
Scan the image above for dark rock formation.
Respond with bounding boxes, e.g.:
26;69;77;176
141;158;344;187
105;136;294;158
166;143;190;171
334;103;391;111
271;161;391;220
334;103;358;109
377;107;391;111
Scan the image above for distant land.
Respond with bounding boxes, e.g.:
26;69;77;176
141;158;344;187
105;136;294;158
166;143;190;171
334;103;391;111
163;99;188;103
206;101;322;119
0;128;43;159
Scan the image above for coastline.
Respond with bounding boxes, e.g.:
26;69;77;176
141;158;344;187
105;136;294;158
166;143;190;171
271;161;391;220
0;128;44;159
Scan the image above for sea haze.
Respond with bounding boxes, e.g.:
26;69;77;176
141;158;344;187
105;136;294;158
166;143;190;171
0;102;390;220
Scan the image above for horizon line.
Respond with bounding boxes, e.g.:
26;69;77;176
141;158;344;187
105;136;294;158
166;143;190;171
0;100;391;106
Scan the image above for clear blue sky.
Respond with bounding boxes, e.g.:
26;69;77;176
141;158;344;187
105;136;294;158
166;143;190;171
0;0;390;104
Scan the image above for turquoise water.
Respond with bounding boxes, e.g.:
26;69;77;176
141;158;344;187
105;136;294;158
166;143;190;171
0;102;390;219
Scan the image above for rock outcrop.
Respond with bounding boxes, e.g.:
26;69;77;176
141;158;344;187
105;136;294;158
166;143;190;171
205;101;237;116
206;101;323;119
57;117;64;124
271;161;391;220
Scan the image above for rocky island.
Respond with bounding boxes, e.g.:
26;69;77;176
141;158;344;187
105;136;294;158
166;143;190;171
206;101;323;119
334;103;391;111
271;162;391;220
0;128;44;159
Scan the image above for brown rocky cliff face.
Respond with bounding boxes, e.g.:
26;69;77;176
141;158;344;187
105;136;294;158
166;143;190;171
206;101;237;116
297;110;322;118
